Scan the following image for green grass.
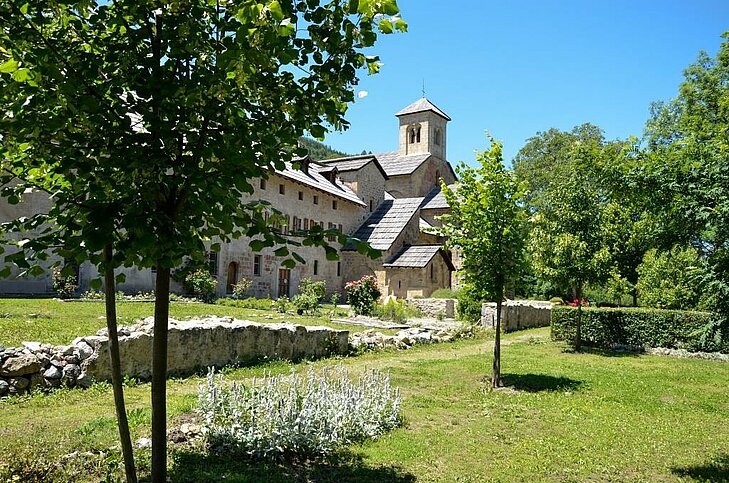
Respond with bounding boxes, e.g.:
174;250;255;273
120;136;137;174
1;328;728;482
0;299;362;346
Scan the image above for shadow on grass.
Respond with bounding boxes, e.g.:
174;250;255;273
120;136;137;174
560;345;644;358
166;449;416;483
500;373;583;392
671;454;729;482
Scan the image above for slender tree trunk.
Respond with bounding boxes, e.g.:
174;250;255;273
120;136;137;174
151;265;171;483
103;244;137;483
492;296;502;388
575;282;583;352
632;287;638;307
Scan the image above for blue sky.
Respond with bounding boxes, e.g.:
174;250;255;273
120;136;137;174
324;0;729;166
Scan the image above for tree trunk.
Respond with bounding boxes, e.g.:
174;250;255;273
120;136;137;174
103;244;137;483
575;282;583;352
492;297;502;388
632;287;638;307
151;265;171;483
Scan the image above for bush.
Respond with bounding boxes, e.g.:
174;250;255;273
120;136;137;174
374;299;421;324
330;292;341;306
549;297;564;305
345;275;381;316
197;367;402;459
292;292;319;315
231;278;252;299
551;306;729;353
272;296;289;313
299;278;326;301
52;266;78;299
184;269;218;303
456;285;482;323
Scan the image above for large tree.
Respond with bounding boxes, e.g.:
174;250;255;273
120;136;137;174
438;136;527;387
0;1;400;481
642;32;729;321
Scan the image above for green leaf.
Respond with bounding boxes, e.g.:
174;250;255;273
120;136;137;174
378;19;393;34
274;246;289;257
0;58;19;74
90;278;102;289
115;273;126;284
250;240;266;251
281;258;295;269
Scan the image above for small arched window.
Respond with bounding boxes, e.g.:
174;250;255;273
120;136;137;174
434;128;442;146
409;127;416;144
415;126;421;143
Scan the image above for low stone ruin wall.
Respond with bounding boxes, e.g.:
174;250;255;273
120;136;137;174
0;316;348;397
407;298;457;318
481;300;553;332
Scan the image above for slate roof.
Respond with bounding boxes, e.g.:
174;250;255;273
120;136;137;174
419;217;433;230
383;244;454;269
395;97;451;121
374;151;432;177
275;158;365;206
420;183;458;210
345;197;423;251
319;155;389;179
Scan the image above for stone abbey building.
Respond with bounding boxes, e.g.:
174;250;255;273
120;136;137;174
0;98;459;299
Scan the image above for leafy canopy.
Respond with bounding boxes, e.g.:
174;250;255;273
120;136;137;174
437;135;527;302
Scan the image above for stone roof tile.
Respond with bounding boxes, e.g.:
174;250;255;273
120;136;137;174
395;97;451;121
345;197;423;251
383;244;445;268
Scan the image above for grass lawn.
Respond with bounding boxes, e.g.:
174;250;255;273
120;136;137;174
1;327;728;482
0;298;362;347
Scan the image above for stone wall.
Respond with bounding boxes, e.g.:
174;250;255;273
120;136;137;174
0;316;348;397
406;298;457;318
480;300;553;332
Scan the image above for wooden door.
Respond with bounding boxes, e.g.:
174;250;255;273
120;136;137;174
226;262;238;293
278;268;290;298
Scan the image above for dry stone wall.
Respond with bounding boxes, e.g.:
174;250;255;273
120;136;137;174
0;316;348;397
481;300;553;332
406;298;457;318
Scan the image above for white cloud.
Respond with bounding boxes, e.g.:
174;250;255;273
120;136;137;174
357;90;369;99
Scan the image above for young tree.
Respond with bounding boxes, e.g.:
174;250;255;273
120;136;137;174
0;1;400;481
528;140;611;351
437;136;527;388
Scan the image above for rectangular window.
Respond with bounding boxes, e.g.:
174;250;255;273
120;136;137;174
298;191;303;201
332;200;338;210
430;264;434;281
313;195;319;205
279;184;285;195
304;218;309;230
207;251;219;276
337;261;341;277
327;222;335;241
259;179;266;190
284;215;290;235
293;216;299;232
369;199;373;212
254;255;262;276
314;260;319;275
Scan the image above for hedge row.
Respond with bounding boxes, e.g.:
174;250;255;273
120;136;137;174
551;306;729;353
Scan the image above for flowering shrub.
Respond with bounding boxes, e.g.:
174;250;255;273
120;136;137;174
197;367;402;459
570;298;589;307
52;266;78;299
345;275;381;316
231;278;253;299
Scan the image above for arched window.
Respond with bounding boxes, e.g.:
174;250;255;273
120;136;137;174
415;126;421;143
434;128;442;146
226;261;238;293
409;127;416;144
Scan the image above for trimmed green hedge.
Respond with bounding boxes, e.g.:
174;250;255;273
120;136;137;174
551;306;729;353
